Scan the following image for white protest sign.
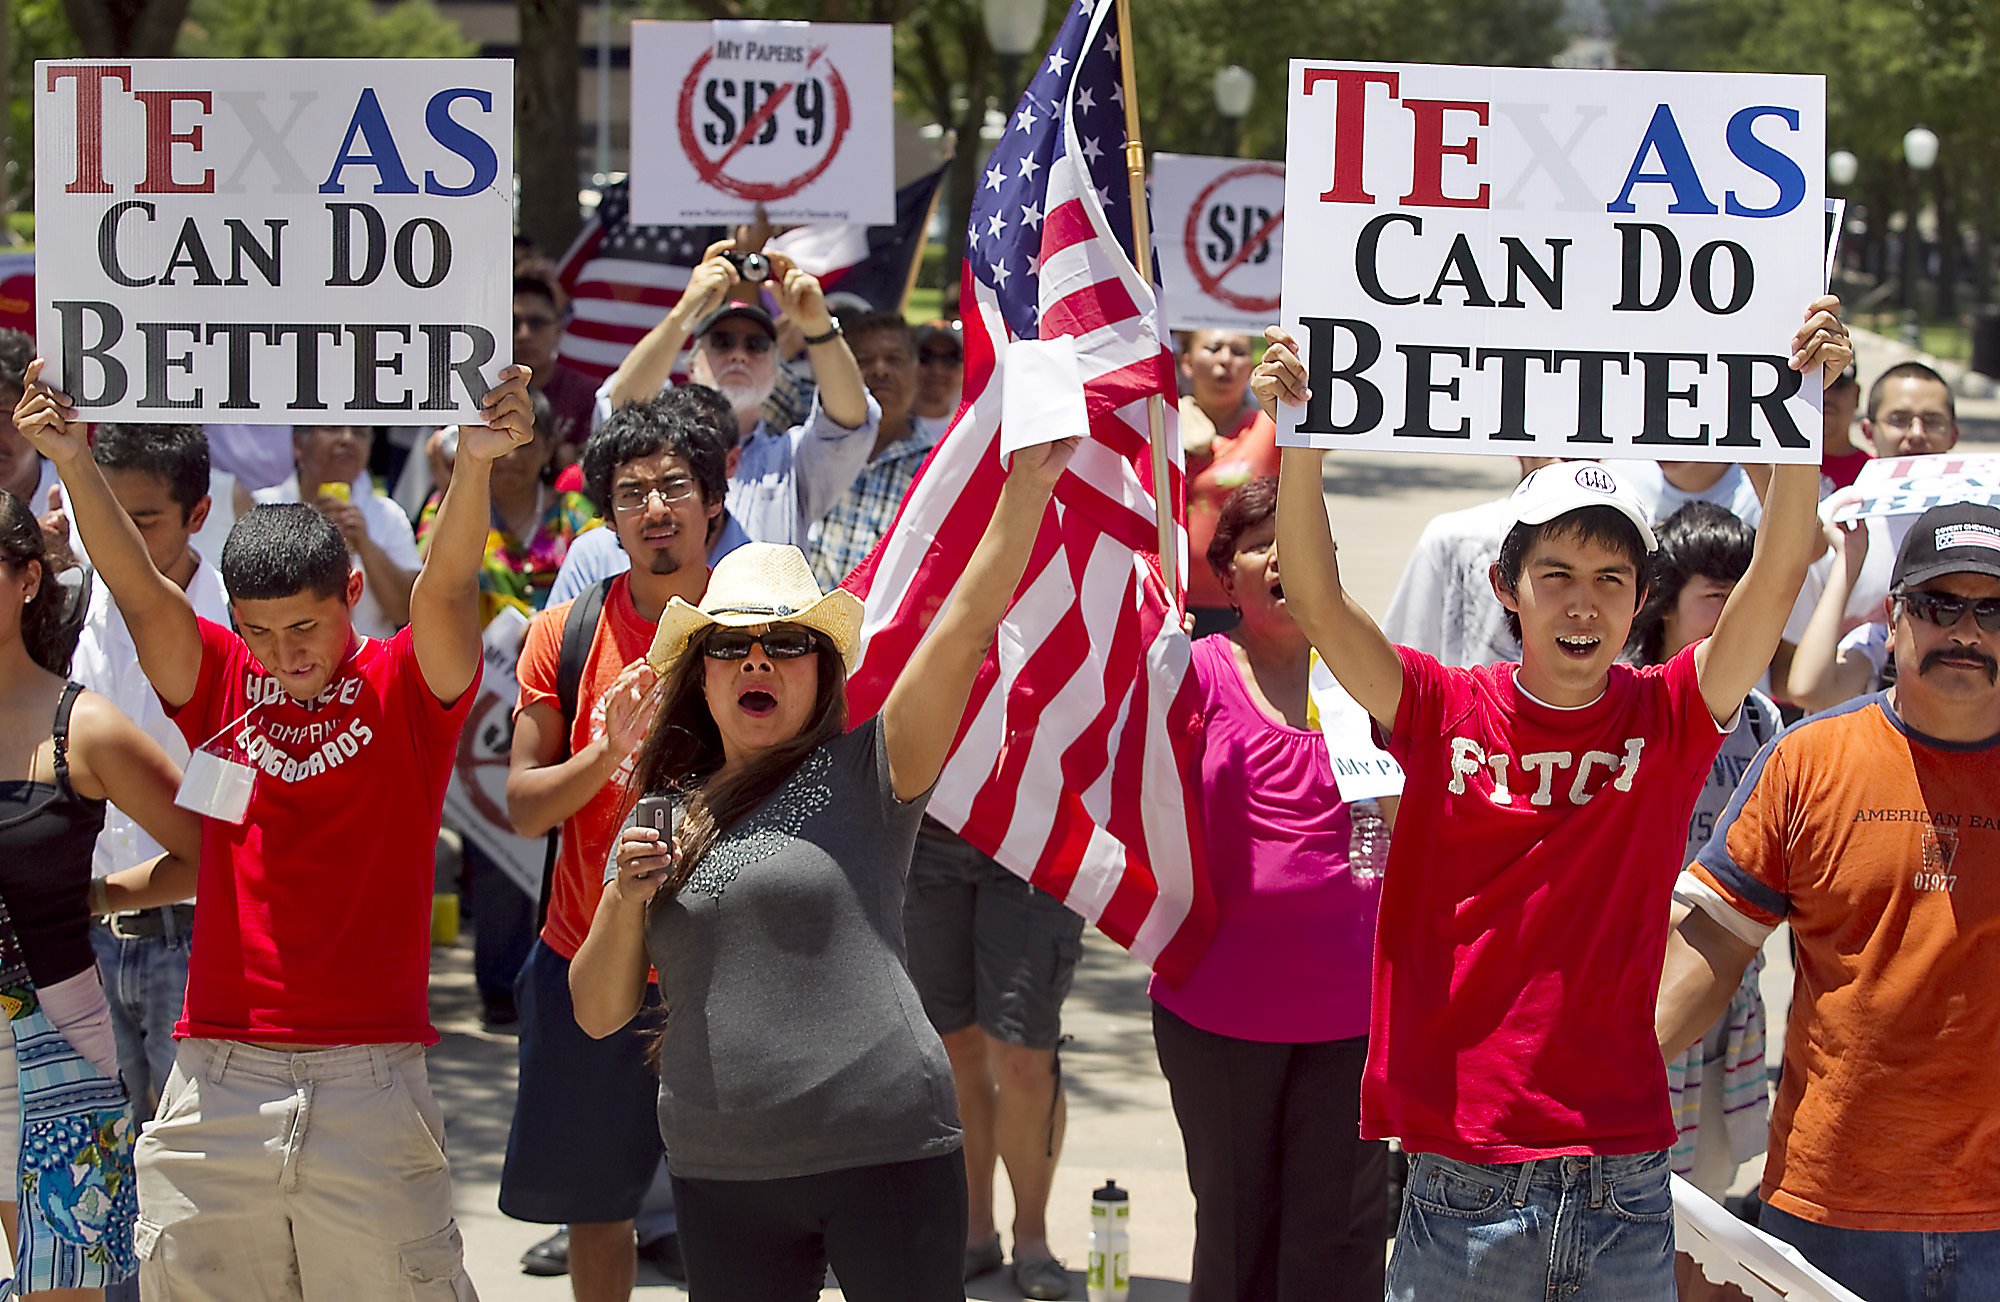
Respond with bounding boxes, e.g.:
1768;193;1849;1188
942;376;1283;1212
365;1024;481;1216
1278;64;1825;463
1153;153;1286;333
1829;453;2000;525
1308;654;1404;800
629;21;893;226
442;608;542;900
1672;1176;1864;1302
35;60;511;424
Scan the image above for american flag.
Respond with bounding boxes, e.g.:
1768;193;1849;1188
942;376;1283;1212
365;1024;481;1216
842;0;1214;982
554;170;946;384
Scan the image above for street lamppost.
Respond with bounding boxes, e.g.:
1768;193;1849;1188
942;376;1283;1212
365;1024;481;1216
982;0;1048;113
1213;64;1255;157
1828;150;1858;191
1901;125;1939;340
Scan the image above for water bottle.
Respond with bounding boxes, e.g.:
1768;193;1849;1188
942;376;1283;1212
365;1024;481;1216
1087;1179;1130;1302
1348;799;1389;885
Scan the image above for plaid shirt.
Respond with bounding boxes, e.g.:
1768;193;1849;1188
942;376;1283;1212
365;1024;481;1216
805;417;946;589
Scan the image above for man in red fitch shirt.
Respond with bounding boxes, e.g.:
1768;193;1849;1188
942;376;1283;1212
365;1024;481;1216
17;358;537;1300
1252;298;1849;1302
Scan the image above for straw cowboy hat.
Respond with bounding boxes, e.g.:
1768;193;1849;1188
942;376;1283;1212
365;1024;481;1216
647;542;865;674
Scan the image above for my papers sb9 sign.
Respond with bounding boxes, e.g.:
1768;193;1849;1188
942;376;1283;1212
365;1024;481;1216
1277;63;1825;463
35;59;513;424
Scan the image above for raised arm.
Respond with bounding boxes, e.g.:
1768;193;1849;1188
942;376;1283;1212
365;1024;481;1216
1695;296;1852;724
1787;519;1876;712
1253;329;1404;730
13;361;202;706
604;240;738;411
881;438;1077;802
765;251;868;431
409;366;534;705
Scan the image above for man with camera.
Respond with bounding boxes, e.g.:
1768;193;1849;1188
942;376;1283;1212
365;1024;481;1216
602;238;877;549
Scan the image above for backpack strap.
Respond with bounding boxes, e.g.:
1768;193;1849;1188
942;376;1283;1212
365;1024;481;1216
538;578;614;932
51;682;85;801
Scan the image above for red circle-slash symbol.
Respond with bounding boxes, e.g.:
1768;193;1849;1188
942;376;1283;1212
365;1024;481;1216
1184;162;1286;315
677;49;854;204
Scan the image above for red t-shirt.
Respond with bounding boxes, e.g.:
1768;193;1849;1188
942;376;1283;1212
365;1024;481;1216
514;575;657;960
1821;445;1872;494
1367;643;1724;1162
165;619;476;1045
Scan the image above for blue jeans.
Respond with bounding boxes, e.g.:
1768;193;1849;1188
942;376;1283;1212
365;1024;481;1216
1761;1204;2000;1302
89;918;190;1117
1387;1150;1674;1301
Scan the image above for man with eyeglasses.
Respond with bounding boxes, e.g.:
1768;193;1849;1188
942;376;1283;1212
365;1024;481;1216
602;239;877;550
913;322;966;427
499;393;730;1302
513;273;597;458
1658;500;2000;1302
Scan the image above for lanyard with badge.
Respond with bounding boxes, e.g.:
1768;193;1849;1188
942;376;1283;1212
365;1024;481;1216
174;644;363;823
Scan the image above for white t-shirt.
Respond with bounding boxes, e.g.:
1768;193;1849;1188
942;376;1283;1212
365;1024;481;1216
1381;495;1521;669
1623;461;1764;528
251;473;420;639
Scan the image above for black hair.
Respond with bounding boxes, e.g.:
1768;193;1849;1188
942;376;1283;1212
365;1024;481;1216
581;391;730;518
0;489;79;675
0;329;32;394
1208;475;1278;578
1867;359;1955;423
91;424;210;519
220;503;352;602
844;310;913;353
1627;501;1754;665
1493;506;1651;644
513;273;561;312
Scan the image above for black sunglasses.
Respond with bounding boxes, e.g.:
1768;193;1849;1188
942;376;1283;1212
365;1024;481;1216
1900;590;2000;633
701;626;823;660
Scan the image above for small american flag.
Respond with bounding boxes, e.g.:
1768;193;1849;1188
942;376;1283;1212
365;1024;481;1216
843;0;1214;982
554;170;946;384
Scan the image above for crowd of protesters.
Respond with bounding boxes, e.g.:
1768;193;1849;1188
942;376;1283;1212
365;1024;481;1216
0;191;1993;1302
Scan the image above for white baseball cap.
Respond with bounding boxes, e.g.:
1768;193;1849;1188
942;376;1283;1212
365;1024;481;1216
1508;462;1658;553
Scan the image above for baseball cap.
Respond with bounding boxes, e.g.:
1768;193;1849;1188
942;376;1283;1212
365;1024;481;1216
695;301;777;340
1890;501;2000;589
1509;462;1659;553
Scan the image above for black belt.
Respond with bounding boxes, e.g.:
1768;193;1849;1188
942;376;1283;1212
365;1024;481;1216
100;904;197;940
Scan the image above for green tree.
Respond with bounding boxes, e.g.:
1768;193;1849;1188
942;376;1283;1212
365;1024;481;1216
177;0;470;59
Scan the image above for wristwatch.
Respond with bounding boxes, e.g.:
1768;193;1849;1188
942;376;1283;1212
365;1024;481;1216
803;318;843;346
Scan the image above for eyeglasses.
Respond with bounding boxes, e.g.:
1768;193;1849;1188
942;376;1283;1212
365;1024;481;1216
611;476;698;513
701;626;823;660
704;330;775;356
918;349;961;367
1879;410;1953;433
1899;590;2000;633
514;314;559;332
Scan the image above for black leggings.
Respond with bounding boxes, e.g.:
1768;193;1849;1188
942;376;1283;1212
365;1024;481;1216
671;1151;968;1302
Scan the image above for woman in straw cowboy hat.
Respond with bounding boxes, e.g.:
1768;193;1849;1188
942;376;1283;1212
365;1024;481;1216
570;436;1079;1301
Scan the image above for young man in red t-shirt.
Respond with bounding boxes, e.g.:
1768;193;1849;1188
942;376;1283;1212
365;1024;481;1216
498;390;725;1300
17;359;536;1299
1252;298;1849;1301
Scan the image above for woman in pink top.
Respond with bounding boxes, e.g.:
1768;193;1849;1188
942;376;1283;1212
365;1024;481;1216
1179;331;1280;637
1149;477;1386;1301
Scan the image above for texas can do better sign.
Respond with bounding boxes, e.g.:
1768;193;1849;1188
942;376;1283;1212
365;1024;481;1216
35;59;512;424
1277;63;1826;463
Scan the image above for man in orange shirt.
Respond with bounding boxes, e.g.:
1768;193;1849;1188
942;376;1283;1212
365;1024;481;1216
1658;501;2000;1301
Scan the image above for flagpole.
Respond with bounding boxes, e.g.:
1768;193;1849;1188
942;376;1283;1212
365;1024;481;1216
900;162;949;317
1113;0;1179;609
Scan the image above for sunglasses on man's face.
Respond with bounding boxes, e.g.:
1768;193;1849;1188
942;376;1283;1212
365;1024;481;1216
918;349;961;367
706;330;775;356
701;627;823;660
1900;590;2000;633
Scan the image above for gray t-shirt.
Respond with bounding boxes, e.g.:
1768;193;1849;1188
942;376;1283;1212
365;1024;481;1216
629;717;962;1180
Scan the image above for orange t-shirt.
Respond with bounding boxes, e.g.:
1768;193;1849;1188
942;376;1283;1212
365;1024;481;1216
514;575;657;960
1688;692;2000;1232
1184;405;1279;613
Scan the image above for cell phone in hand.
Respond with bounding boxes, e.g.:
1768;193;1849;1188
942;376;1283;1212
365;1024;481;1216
630;796;680;881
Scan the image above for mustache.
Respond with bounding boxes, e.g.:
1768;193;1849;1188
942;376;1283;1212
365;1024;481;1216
1919;646;2000;682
